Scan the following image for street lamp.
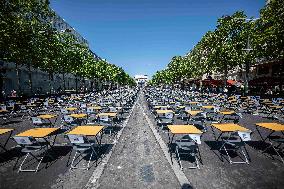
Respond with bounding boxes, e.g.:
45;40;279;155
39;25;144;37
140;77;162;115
233;17;259;94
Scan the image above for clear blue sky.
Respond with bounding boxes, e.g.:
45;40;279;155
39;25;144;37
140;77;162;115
50;0;265;77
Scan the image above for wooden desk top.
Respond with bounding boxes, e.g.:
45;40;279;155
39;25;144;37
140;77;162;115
219;111;235;115
168;125;202;134
0;129;13;135
37;114;57;119
256;123;284;131
156;110;173;114
65;107;78;111
16;128;59;138
69;114;87;118
211;123;249;132
202;106;214;109
98;112;117;117
154;105;168;109
186;110;203;116
67;126;104;136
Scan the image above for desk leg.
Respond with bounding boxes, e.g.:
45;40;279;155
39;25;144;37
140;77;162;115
255;126;265;141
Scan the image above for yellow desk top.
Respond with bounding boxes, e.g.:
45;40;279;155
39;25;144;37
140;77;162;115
256;123;284;131
70;113;87;118
88;106;102;110
66;107;78;111
219;111;235;115
26;104;37;107
16;128;59;138
98;112;117;117
202;106;214;109
211;123;249;132
37;114;57;119
186;102;198;104
0;109;9;113
154;105;168;109
186;110;203;116
0;129;13;135
67;126;104;136
168;125;202;134
177;106;185;109
270;105;282;109
156;110;173;114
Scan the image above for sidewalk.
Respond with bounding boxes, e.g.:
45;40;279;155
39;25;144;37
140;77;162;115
96;95;180;189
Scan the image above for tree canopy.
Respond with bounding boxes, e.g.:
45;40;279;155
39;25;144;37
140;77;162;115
151;0;283;85
0;0;135;93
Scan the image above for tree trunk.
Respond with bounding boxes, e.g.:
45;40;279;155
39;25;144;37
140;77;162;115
0;69;3;101
223;64;228;87
15;63;21;93
75;76;78;94
244;62;250;94
62;72;66;92
49;72;53;95
28;63;33;95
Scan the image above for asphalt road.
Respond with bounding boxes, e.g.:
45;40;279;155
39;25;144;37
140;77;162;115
0;92;284;189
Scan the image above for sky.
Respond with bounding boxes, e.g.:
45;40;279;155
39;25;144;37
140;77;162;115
50;0;266;78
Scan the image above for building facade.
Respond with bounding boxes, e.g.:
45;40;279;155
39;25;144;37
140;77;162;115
1;7;98;97
134;75;148;86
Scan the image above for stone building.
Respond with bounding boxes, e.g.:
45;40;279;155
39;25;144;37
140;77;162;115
1;7;99;97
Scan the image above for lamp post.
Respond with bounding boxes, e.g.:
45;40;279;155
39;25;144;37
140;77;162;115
234;17;259;94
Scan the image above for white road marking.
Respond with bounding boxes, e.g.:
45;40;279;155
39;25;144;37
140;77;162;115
137;96;191;187
84;93;140;189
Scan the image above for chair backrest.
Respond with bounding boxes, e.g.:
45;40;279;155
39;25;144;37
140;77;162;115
214;106;220;112
188;134;202;144
237;131;252;141
176;135;196;148
61;109;68;114
175;102;181;106
160;106;168;110
67;135;85;144
81;103;87;108
64;115;74;123
43;101;49;106
20;105;27;110
99;115;109;122
165;112;174;119
13;136;35;145
0;105;6;110
87;107;95;113
109;107;117;112
31;117;43;124
185;106;191;111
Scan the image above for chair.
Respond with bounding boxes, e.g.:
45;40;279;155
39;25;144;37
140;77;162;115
13;136;52;172
219;131;251;164
175;135;201;169
86;108;97;125
67;134;97;170
157;112;174;131
263;135;284;163
62;115;78;129
31;117;51;127
98;115;113;135
109;107;117;113
60;109;69;114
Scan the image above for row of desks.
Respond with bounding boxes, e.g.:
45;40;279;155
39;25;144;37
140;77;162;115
167;122;284;145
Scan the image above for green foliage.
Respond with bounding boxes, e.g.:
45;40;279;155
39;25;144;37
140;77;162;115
0;0;134;87
151;0;283;85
